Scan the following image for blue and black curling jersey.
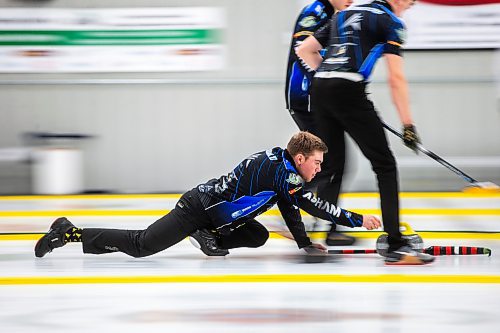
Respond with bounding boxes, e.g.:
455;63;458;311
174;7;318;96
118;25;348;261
313;0;405;81
195;147;363;248
285;0;334;112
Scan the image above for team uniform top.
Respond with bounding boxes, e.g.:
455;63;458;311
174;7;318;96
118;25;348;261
313;0;405;81
195;147;363;248
285;0;334;112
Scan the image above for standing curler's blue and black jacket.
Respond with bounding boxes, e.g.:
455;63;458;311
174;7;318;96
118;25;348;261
195;147;363;248
312;0;406;81
285;0;334;112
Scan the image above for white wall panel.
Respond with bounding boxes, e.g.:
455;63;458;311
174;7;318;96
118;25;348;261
0;1;498;193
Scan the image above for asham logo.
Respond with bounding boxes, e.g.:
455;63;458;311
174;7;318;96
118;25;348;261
302;192;341;217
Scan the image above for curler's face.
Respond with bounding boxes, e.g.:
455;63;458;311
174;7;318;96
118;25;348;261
295;150;323;183
329;0;354;11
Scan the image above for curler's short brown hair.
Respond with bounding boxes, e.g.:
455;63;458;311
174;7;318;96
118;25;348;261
286;131;328;157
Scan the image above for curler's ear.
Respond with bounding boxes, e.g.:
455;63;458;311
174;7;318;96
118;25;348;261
296;153;305;165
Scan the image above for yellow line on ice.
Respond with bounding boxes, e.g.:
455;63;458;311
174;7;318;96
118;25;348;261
4;231;499;241
0;274;499;285
1;208;500;217
290;232;500;240
0;192;498;201
0;210;170;217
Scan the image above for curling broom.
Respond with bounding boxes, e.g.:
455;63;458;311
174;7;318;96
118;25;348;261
328;246;492;256
382;122;500;193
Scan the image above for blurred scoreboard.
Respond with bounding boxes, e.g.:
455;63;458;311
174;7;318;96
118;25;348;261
0;7;225;73
298;0;500;49
404;1;500;49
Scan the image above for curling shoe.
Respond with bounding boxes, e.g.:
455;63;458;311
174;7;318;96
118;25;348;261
34;217;75;258
384;245;435;265
189;229;229;257
325;231;356;246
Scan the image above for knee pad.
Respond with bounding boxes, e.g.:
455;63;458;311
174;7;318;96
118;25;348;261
218;221;270;249
251;224;269;248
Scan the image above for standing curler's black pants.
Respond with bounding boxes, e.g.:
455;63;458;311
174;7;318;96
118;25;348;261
311;77;406;250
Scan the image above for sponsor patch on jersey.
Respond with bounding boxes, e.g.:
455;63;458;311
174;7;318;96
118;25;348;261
299;16;317;28
288;186;302;195
335;45;347;56
313;4;323;15
387;40;402;47
395;28;406;44
265;149;278;161
323;57;350;65
301;76;309;91
293;31;314;38
286;173;302;185
197;184;213;193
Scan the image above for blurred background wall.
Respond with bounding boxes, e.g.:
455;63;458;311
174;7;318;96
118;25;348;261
0;0;499;194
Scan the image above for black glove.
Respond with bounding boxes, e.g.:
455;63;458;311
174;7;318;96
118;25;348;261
303;245;328;263
303;245;325;255
402;124;420;153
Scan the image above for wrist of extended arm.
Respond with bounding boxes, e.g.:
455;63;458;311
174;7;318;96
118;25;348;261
337;209;363;228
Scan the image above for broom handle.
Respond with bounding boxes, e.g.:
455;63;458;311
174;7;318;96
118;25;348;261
382;122;478;184
328;246;491;256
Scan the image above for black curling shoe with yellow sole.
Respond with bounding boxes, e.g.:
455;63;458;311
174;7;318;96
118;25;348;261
34;217;75;258
384;245;435;265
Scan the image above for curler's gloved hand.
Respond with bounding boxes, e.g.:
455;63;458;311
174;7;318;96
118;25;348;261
402;124;420;153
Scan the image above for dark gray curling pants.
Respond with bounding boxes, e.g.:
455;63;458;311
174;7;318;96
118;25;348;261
82;189;269;257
